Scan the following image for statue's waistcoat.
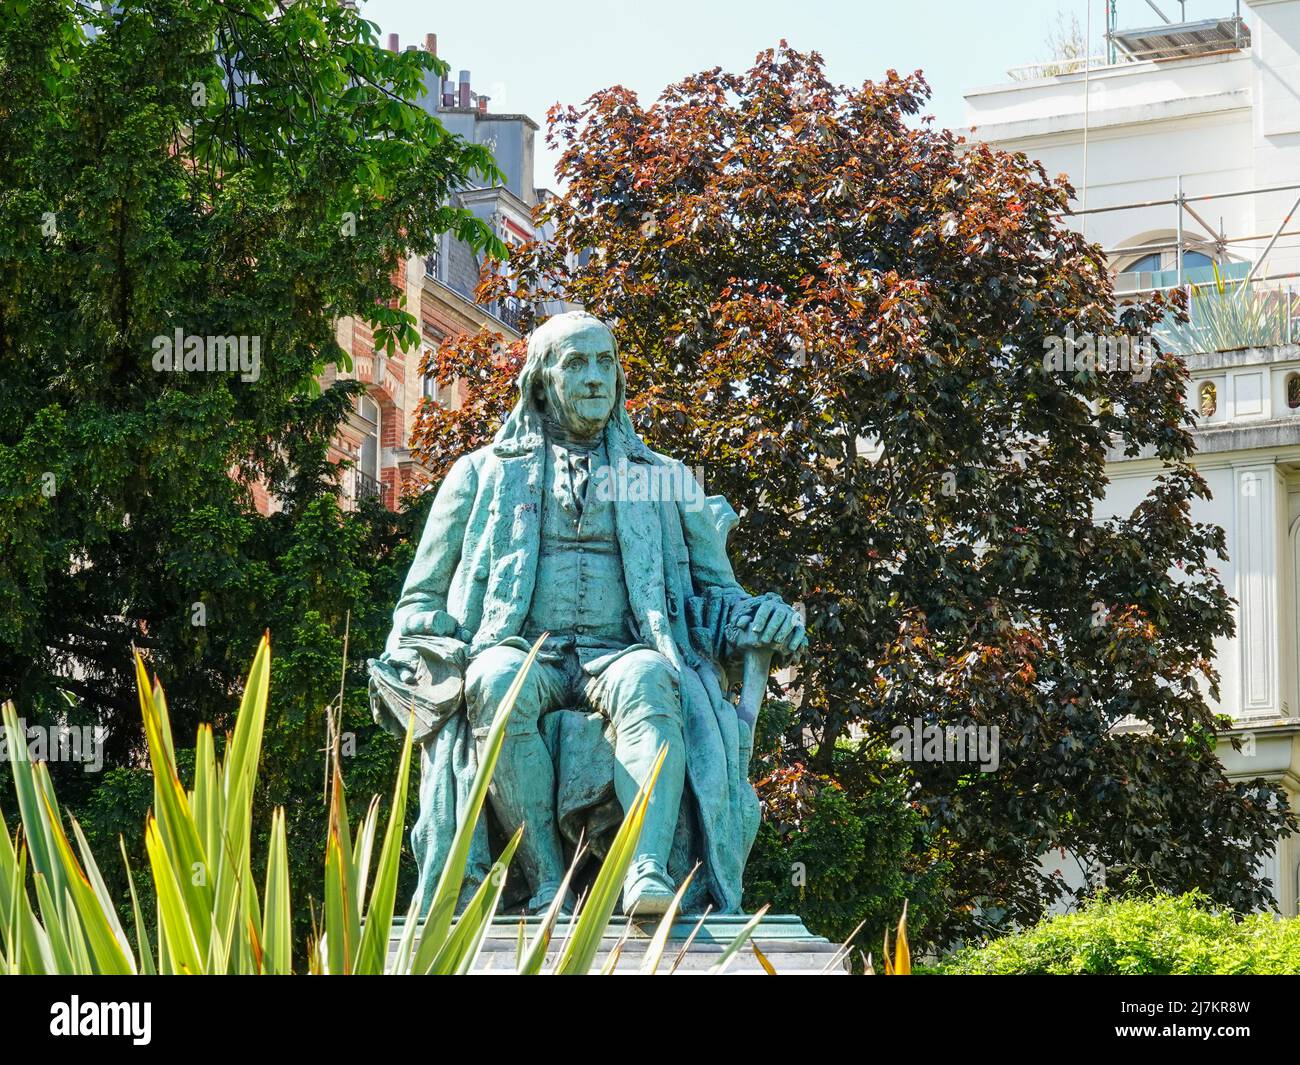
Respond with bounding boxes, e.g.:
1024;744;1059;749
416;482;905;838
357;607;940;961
524;441;634;645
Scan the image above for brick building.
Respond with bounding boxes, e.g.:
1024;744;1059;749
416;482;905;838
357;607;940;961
277;32;552;514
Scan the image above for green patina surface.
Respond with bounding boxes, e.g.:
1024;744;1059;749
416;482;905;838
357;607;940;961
369;313;806;917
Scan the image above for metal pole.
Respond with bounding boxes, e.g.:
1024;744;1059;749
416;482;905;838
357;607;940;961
1181;200;1219;244
1244;190;1300;285
1144;0;1172;24
1083;0;1091;234
1068;180;1300;216
1176;176;1184;287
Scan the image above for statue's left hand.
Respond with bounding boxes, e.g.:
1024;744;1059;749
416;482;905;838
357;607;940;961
733;595;806;657
402;609;461;639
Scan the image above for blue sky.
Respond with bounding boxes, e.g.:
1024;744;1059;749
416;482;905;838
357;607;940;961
359;0;1251;188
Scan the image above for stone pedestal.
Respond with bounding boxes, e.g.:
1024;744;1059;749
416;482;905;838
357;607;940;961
389;914;847;974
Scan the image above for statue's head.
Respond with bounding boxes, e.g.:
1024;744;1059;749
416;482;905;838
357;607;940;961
494;312;638;456
527;312;620;439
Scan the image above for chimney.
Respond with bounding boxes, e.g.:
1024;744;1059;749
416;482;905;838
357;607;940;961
477;95;488;114
442;80;455;108
425;33;438;57
458;70;471;109
387;32;399;52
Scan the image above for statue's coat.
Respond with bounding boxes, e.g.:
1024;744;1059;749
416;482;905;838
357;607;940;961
389;418;760;913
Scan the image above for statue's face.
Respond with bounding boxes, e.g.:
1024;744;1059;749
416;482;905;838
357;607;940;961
541;323;619;438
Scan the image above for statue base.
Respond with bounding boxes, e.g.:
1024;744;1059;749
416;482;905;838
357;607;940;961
389;913;848;974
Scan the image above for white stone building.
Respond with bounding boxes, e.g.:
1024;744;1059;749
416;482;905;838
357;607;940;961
963;0;1300;913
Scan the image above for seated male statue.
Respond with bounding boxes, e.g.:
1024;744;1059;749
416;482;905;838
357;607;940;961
370;311;805;916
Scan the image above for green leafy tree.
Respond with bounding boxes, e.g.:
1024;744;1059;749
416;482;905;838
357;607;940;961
743;699;949;954
0;0;501;936
411;44;1295;943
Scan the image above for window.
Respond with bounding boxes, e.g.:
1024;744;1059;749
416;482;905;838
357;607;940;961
420;335;443;403
356;397;381;501
1287;373;1300;411
1119;250;1216;276
1121;252;1162;275
424;243;440;281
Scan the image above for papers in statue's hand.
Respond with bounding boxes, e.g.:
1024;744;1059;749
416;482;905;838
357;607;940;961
367;634;467;744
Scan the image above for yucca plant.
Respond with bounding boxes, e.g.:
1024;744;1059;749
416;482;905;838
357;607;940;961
1157;266;1289;356
0;633;765;974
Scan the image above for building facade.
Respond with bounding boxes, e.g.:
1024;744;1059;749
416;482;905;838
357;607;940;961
963;0;1300;914
324;32;549;512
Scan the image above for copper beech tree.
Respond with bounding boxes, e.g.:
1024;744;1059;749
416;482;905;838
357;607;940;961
412;45;1294;941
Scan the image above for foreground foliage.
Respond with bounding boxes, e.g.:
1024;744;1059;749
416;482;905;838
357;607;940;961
413;42;1295;942
0;636;766;974
938;892;1300;975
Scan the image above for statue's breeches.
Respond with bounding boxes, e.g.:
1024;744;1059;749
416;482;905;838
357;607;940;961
464;643;683;737
463;642;687;893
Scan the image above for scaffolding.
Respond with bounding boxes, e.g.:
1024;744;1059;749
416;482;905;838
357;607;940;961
1008;1;1248;81
1064;178;1300;351
1017;4;1300;351
1106;3;1248;64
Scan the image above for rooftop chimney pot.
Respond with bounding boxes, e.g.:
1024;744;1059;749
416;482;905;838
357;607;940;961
426;33;438;56
387;32;399;51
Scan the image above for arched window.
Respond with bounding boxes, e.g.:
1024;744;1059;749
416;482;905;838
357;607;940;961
1118;248;1217;279
1287;372;1300;410
1198;382;1217;418
1121;252;1162;274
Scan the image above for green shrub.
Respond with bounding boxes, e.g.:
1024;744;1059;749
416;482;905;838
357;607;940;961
938;891;1300;974
743;700;949;953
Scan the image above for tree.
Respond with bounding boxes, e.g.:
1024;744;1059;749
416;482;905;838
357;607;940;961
0;0;501;935
743;698;949;955
410;44;1296;944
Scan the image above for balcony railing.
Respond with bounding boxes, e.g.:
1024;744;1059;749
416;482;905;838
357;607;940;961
492;297;529;334
1007;54;1109;81
1115;259;1251;294
354;469;382;502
